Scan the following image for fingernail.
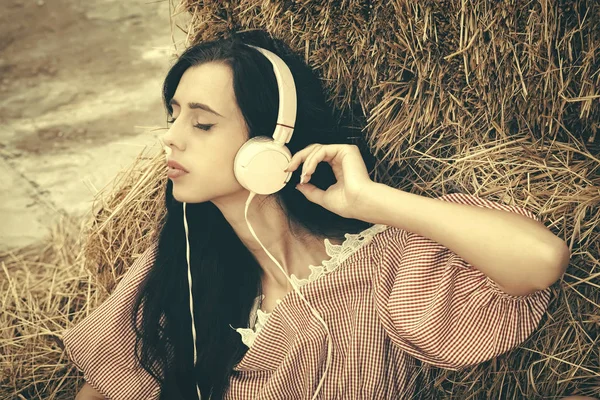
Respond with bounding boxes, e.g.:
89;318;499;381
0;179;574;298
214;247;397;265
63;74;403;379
300;174;305;184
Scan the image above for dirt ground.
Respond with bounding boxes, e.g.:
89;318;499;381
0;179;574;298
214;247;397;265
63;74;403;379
0;0;185;250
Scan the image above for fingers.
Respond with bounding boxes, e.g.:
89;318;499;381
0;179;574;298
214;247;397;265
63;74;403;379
284;143;321;173
300;145;325;183
286;144;319;170
302;146;342;184
286;144;350;185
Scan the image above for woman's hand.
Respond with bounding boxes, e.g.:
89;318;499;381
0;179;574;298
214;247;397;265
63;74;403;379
285;143;375;219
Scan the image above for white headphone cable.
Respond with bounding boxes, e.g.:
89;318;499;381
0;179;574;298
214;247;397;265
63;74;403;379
243;191;332;400
183;201;204;400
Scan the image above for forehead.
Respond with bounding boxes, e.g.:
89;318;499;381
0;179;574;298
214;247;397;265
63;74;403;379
173;62;236;114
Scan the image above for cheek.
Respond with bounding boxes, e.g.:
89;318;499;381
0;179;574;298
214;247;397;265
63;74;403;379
188;150;242;190
188;130;247;186
172;167;241;203
202;146;240;181
207;131;248;170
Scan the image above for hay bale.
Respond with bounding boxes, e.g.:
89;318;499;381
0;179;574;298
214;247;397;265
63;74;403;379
1;0;598;398
0;148;166;399
175;1;600;398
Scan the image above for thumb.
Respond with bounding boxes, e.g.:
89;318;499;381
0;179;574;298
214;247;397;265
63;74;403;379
296;183;325;206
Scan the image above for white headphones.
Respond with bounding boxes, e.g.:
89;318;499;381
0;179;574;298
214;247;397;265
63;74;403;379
232;44;296;195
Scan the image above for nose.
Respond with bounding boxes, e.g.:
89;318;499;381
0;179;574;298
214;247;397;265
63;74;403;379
159;136;172;153
160;127;184;155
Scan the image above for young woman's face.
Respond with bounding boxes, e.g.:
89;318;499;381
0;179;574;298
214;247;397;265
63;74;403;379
161;62;250;204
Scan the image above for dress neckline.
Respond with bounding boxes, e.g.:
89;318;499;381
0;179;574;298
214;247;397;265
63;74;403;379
232;223;391;349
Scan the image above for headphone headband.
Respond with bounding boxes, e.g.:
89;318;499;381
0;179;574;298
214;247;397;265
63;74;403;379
245;44;297;145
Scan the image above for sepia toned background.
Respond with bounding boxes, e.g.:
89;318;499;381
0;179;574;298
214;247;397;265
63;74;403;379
0;0;180;250
1;0;598;399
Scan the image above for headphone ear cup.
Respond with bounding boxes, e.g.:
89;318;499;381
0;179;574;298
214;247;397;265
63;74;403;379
234;136;293;195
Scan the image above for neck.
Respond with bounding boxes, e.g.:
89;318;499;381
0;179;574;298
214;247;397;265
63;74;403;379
212;190;343;291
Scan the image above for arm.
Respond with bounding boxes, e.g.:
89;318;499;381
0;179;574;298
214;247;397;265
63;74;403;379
354;184;570;296
75;382;106;400
370;222;552;370
63;243;161;400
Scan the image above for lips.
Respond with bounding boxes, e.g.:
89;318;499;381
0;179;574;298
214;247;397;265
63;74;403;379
167;159;189;173
167;168;188;179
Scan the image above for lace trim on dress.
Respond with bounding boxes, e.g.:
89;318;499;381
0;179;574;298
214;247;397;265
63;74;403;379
233;223;390;348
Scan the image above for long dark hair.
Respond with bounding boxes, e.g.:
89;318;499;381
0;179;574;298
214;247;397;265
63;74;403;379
131;30;377;399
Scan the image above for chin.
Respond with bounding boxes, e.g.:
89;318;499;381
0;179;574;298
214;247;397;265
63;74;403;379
171;185;194;204
171;186;214;205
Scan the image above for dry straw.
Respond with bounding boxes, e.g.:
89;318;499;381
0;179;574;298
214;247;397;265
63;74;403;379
1;147;168;399
1;0;599;398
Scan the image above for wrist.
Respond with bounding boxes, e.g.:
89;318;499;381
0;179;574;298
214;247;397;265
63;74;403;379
351;181;388;223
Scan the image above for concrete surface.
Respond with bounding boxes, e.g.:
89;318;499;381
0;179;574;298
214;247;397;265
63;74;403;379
0;0;188;250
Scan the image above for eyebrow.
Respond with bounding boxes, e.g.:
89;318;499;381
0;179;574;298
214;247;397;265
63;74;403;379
169;98;224;118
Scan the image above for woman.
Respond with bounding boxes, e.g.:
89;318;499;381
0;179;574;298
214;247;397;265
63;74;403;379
64;30;577;400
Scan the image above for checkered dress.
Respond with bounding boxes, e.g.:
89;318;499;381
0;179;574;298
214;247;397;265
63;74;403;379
62;193;551;399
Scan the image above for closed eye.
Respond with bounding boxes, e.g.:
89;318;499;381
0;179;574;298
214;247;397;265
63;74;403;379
167;118;214;131
194;123;214;131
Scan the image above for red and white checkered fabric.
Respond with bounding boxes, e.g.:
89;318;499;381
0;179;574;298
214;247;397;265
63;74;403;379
62;193;551;400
